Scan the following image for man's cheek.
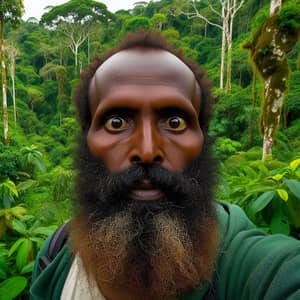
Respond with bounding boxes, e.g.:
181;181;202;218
165;130;204;170
86;130;131;172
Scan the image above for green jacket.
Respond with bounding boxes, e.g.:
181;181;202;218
30;203;300;300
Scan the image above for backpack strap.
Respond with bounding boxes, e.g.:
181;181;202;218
38;222;70;273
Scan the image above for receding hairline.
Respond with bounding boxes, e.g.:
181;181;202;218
74;30;213;133
93;47;197;79
88;47;201;114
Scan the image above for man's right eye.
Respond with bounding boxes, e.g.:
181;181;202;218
104;116;129;132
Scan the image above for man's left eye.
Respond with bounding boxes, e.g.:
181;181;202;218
105;116;129;132
163;116;187;131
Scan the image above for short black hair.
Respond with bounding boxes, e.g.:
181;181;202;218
74;30;214;134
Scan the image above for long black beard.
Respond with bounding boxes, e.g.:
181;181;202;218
74;133;217;232
72;133;218;298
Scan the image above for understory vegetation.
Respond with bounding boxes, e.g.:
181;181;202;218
0;0;299;298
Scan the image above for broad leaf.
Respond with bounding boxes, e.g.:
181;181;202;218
32;226;56;237
10;205;27;219
270;172;286;181
290;158;300;171
16;239;31;272
285;179;300;199
20;261;34;274
8;238;26;257
249;191;276;215
0;276;27;300
276;189;288;201
29;237;45;246
12;219;27;235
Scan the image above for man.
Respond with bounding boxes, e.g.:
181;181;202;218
30;31;300;300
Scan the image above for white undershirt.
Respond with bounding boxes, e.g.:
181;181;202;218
60;255;106;300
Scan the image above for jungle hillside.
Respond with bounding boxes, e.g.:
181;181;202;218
0;0;300;298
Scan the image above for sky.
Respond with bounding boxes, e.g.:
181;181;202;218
23;0;148;21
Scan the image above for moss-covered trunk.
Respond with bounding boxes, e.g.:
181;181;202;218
243;3;300;160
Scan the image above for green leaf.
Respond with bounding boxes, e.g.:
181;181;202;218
16;239;31;272
271;213;290;235
250;191;276;215
276;189;288;201
20;261;34;274
29;237;45;246
10;205;27;219
270;172;286;181
12;219;27;235
17;180;37;193
290;158;300;171
285;179;300;199
0;276;27;300
246;186;274;194
32;226;56;237
8;238;26;257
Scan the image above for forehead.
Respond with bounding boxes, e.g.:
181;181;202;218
88;48;200;113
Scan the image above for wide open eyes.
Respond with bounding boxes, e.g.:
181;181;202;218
104;116;129;132
163;116;187;132
104;115;187;133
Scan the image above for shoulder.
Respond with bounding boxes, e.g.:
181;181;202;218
214;201;300;300
215;201;254;247
30;225;74;300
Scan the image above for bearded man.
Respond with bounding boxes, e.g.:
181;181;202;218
30;31;300;300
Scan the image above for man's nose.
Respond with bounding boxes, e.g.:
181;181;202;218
129;119;164;165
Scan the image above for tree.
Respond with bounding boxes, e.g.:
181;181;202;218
123;16;152;33
244;0;300;160
181;0;245;92
132;1;148;15
39;63;69;123
5;42;19;127
40;0;113;73
26;87;45;112
21;145;46;176
0;179;26;237
151;13;167;30
0;0;24;144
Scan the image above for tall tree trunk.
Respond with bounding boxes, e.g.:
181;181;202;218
12;75;16;126
225;9;234;92
0;19;9;145
261;75;286;160
261;0;283;160
225;34;232;92
75;45;78;71
220;7;226;89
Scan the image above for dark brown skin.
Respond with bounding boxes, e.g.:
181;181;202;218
83;48;207;300
87;48;203;169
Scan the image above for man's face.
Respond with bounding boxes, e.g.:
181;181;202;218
71;48;217;300
87;48;203;175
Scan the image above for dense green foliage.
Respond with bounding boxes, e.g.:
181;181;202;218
0;0;299;298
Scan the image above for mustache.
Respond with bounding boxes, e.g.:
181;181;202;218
91;163;206;207
75;134;216;222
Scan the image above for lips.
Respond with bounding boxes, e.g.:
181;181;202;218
129;180;164;201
